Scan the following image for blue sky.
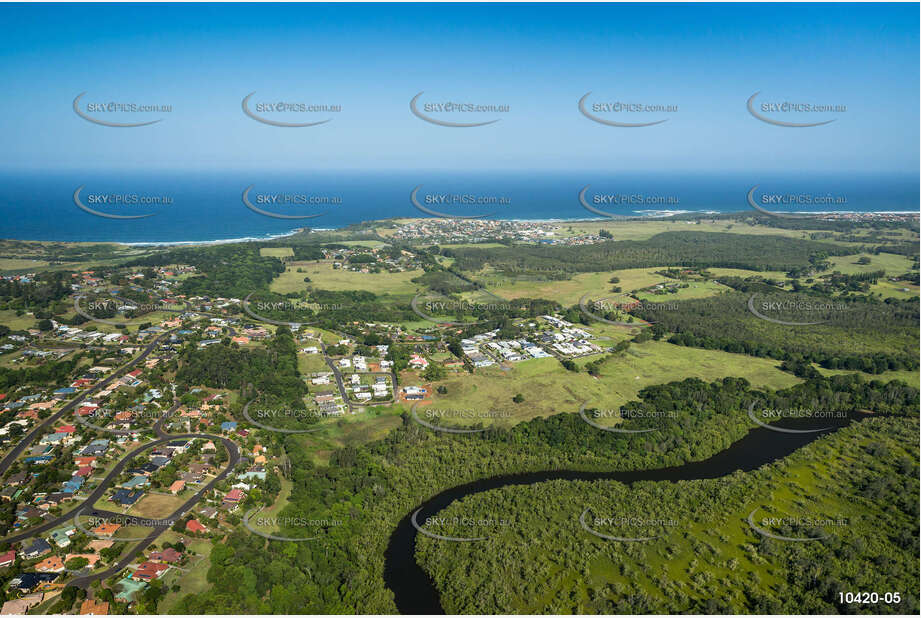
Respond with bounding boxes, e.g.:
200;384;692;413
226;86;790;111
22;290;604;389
0;2;917;173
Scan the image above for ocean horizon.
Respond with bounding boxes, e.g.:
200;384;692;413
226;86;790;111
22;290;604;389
1;170;917;244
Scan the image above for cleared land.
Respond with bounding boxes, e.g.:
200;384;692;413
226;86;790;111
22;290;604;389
413;341;801;427
271;260;424;295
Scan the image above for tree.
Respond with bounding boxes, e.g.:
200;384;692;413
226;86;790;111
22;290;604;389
512;393;524;403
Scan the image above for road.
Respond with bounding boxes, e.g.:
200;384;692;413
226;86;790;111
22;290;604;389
0;328;181;475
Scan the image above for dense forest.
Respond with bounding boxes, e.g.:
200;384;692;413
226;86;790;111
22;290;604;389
170;374;917;614
629;291;919;373
446;232;855;274
416;416;919;614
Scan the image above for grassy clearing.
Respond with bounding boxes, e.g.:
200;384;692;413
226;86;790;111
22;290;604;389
259;247;294;258
634;280;730;302
297;352;330;374
270;260;424;295
0;309;38;330
826;252;915;275
291;406;404;465
0;258;50;271
415;341;800;427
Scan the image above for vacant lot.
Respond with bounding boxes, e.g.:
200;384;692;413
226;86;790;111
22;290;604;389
129;493;186;519
415;341;800;427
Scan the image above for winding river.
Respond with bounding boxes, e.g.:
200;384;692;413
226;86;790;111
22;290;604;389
383;412;867;614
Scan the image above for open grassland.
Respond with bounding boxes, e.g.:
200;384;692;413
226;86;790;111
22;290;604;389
633;279;730;302
259;247;294;258
870;278;920;299
291;405;404;465
827;252;916;275
0;258;51;272
415;342;800;427
270;260;424;295
465;268;672;306
0;309;39;330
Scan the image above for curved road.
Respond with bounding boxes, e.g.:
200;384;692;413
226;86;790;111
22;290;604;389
0;327;181;474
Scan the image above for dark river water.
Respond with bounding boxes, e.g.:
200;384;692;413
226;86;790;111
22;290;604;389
383;412;867;614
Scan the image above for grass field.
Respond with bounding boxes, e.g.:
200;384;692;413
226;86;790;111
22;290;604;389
128;493;186;519
0;309;38;330
298;351;331;374
633;280;730;302
466;268;673;307
270;260;424;295
259;247;294;258
0;258;50;272
414;341;800;428
826;252;915;275
291;405;404;465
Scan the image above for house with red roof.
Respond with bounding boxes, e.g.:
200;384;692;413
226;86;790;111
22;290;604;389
0;549;15;567
185;519;207;534
131;561;169;582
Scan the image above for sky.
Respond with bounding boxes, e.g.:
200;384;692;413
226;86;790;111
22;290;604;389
0;2;917;174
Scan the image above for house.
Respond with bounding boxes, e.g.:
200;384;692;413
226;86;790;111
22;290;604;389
119;476;149;490
185;519;207;534
7;572;58;592
1;593;43;614
131;561;169;582
111;489;143;506
220;421;237;432
168;480;185;494
222;488;244;510
148;548;182;564
81;439;110;456
19;538;52;559
91;522;120;537
34;555;65;573
0;550;16;568
79;599;109;615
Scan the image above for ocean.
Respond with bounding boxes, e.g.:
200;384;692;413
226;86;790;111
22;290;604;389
0;170;917;244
